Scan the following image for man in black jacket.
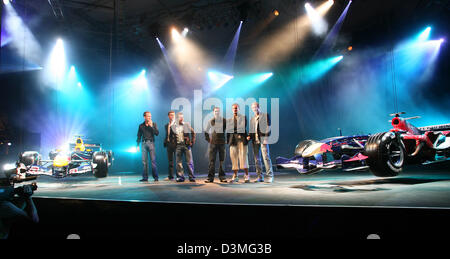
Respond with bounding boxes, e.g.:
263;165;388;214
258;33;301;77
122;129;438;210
169;112;196;182
163;111;177;181
137;111;159;182
227;104;250;183
205;107;228;183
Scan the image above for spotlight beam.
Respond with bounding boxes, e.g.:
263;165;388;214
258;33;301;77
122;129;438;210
156;37;184;88
2;2;42;64
305;2;329;36
314;0;352;59
287;55;343;89
252;0;334;68
223;22;243;74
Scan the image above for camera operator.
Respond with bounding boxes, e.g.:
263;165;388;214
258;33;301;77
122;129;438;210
0;168;39;239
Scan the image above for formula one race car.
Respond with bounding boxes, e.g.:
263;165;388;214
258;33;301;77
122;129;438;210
364;112;450;177
14;136;113;178
276;113;450;177
276;135;370;175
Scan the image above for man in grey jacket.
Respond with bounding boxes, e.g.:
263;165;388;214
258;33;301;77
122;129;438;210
248;102;274;183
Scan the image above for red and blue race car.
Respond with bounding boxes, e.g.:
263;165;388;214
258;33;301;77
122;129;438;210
276;113;450;177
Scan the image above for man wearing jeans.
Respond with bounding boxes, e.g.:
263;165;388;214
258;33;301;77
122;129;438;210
137;111;159;182
204;107;227;183
169;112;196;183
248;102;274;183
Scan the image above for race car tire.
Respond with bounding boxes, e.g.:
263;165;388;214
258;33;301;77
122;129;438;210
93;152;108;178
19;152;40;166
365;132;404;177
295;140;320;157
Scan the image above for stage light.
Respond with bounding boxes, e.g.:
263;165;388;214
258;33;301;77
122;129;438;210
289;55;344;86
68;66;76;80
208;70;234;90
418;27;432;42
305;2;329;36
252;0;334;68
77;82;82;88
171;28;182;42
182;28;189;37
252;72;274;84
3;163;15;171
7;142;12;146
46;38;67;86
215;72;275;97
273;9;280;16
2;1;42;65
131;69;148;90
127;146;139;153
347;46;353;51
332;55;344;62
223;21;244;74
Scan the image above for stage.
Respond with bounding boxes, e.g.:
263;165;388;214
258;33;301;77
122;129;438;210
31;163;450;209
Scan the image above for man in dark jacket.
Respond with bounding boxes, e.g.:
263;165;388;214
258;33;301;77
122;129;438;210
169;112;196;182
163;111;177;181
137;111;159;182
205;107;227;183
227;104;250;183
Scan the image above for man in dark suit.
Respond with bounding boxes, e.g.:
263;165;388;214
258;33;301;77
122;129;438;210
163;111;177;181
248;102;274;183
227;104;250;183
169;112;196;182
205;107;227;183
136;111;159;182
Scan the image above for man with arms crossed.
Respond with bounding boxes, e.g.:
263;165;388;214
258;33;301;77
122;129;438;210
248;102;274;183
137;111;159;182
205;107;228;183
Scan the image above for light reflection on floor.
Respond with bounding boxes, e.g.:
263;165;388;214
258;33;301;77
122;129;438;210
30;168;450;208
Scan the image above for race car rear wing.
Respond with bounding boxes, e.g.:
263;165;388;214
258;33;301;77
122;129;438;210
418;123;450;132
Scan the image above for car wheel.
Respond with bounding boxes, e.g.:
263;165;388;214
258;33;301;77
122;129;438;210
365;132;404;177
93;152;109;178
295;140;320;157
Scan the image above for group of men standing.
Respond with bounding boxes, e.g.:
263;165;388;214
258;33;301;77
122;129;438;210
136;102;274;184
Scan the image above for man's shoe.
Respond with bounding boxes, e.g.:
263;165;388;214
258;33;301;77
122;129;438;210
189;179;196;183
230;174;239;183
205;179;214;183
176;179;185;183
244;175;250;183
266;177;274;183
139;179;148;182
254;178;264;183
154;179;159;182
220;179;228;183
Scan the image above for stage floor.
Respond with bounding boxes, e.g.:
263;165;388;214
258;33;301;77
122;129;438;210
30;164;450;209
